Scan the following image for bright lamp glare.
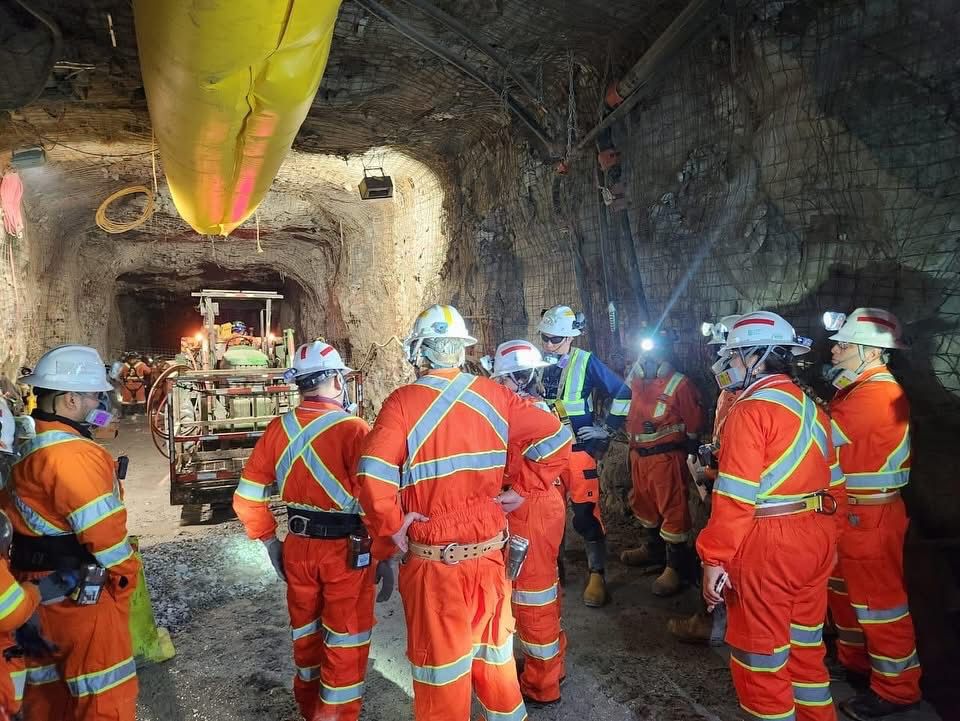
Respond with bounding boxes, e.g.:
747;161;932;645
822;312;846;331
700;322;713;337
640;338;655;352
194;333;203;342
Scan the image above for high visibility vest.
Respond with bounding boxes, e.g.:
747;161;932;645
546;347;592;420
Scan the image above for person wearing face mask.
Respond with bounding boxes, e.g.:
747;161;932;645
697;312;843;721
487;340;568;707
619;327;703;597
233;340;386;721
821;309;921;720
2;345;139;721
537;304;630;607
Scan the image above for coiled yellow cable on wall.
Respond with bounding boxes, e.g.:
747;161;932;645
95;185;156;234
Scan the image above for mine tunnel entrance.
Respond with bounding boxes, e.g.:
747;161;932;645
108;264;305;362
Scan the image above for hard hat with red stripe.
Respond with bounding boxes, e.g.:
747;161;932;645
291;340;353;378
723;311;811;355
491;340;552;378
826;307;906;349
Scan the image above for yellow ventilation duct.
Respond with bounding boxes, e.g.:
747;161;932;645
133;1;342;236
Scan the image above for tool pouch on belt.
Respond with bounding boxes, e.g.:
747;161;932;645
348;533;372;570
10;533;96;573
504;535;529;581
286;507;362;539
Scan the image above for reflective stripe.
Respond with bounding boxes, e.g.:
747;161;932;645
235;477;271;502
789;623;823;647
415;375;449;392
557;399;586;415
93;538;135;568
884;429;910;472
731;645;790;672
870;650;920;676
474;638;513;665
11;669;25;700
320;680;364;704
831;420;850;447
715;472;759;504
561;349;590;406
25;664;59;685
406;451;507;486
357;456;401;487
740;706;796;721
653;373;684;418
512;583;558;606
18;430;88;460
291;619;319;641
323;624;372;648
523;426;570;462
12;494;69;536
793;682;833;707
853;603;910;624
846;470;909;491
756;391;826;498
0;582;27;621
67;493;123;533
460;389;509;446
297;664;321;682
517;635;561;660
478;700;528;721
836;624;864;646
65;657;136;697
610;398;630;416
404;374;474;485
828;577;847;595
411;649;473;686
276;411;359;511
830;463;844;487
660;527;689;543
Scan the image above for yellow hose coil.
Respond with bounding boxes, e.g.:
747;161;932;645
95;185;156;234
132;1;343;236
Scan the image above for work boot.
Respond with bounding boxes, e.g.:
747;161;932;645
840;690;918;720
652;566;681;596
583;571;609;607
667;612;714;644
620;526;665;568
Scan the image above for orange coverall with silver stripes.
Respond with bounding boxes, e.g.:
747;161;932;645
0;559;40;719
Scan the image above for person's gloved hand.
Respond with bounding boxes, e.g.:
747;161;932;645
35;570;80;604
576;425;610;442
262;537;286;581
14;613;56;658
375;560;395;603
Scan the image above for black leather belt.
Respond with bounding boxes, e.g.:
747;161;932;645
631;441;687;457
286;507;362;539
11;533;96;572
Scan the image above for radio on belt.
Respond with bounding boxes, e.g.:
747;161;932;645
349;533;372;569
505;535;529;581
71;564;108;606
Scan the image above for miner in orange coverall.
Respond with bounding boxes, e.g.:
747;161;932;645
486;340;568;707
821;309;921;721
234;340;392;721
356;305;572;721
697;312;844;721
0;506;39;721
4;345;139;721
620;328;703;597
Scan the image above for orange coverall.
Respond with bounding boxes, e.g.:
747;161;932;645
505;397;567;704
118;362;149;405
3;418;139;721
697;376;843;721
827;366;920;705
234;399;375;721
357;369;571;721
0;560;40;719
626;368;703;543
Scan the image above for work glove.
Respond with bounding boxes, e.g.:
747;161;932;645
576;425;610;442
375;560;395;603
262;537;286;582
35;570;80;604
12;613;56;659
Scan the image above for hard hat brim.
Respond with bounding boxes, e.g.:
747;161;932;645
490;360;551;377
828;331;907;350
20;374;115;393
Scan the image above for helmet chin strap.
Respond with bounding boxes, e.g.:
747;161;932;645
738;346;775;389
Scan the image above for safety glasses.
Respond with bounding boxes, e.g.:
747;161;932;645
540;333;565;346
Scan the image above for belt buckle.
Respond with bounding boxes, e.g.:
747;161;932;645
813;491;837;516
440;543;460;565
288;515;309;536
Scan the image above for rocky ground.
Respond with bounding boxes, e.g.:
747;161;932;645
107;418;944;721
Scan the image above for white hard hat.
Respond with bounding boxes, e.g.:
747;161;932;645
0;399;13;455
724;311;811;356
538;305;583;338
491;340;552;378
21;345;113;392
404;304;477;352
291;341;352;378
702;314;743;345
827;308;906;350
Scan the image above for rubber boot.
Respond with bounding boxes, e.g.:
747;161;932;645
652;542;687;597
620;526;665;568
583;540;609;607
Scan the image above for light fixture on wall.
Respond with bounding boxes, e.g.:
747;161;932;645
358;165;393;200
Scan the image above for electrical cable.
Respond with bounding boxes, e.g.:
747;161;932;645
95;185;155;233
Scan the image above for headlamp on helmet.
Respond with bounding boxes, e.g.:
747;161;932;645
822;312;847;332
